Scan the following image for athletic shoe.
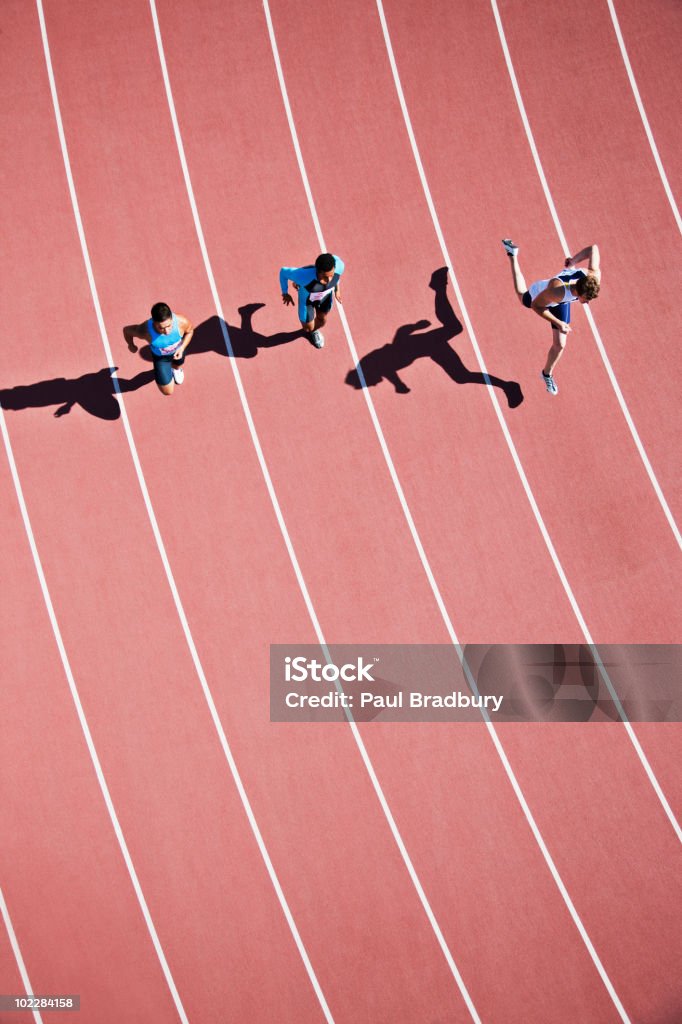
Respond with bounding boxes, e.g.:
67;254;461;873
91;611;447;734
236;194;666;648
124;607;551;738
172;365;185;385
502;238;519;256
541;370;558;395
309;330;325;349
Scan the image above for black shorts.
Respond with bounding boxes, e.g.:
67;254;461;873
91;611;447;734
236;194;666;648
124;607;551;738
303;294;333;323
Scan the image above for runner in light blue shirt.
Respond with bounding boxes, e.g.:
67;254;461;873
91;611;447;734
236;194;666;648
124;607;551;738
279;253;345;349
124;301;194;396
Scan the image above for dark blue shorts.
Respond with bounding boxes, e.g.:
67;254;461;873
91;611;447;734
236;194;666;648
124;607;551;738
303;294;333;324
152;350;185;387
522;291;571;325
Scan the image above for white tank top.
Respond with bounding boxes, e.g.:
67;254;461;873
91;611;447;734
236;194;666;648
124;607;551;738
529;268;586;306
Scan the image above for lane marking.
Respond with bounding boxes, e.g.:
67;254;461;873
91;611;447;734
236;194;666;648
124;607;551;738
269;0;682;1016
605;0;681;236
0;399;188;1024
36;2;332;1020
149;0;482;1018
489;0;681;549
0;887;44;1024
265;0;639;1018
374;0;680;844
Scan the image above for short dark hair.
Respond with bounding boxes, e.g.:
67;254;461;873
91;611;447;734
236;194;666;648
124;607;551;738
315;253;336;274
151;302;172;322
576;276;600;301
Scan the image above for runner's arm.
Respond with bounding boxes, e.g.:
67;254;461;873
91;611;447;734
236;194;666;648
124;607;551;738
281;266;307;306
123;322;149;353
279;265;304;295
565;244;601;280
531;283;571;330
176;315;194;354
333;255;345;301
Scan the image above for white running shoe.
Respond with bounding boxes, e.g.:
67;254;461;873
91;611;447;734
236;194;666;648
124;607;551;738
502;238;519;256
541;370;558;395
172;365;185;385
309;330;325;349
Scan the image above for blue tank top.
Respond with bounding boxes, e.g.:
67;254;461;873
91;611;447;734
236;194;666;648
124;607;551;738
147;315;182;356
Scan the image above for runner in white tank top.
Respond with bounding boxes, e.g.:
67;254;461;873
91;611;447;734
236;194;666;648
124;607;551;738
502;240;601;395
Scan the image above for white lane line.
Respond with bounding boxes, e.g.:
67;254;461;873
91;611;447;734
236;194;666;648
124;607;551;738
36;3;333;1021
150;0;481;1018
270;0;680;1012
606;0;681;236
0;887;44;1024
374;0;681;844
265;0;635;1018
0;401;188;1024
489;0;681;549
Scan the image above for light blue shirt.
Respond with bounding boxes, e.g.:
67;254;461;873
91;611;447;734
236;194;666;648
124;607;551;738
147;314;183;356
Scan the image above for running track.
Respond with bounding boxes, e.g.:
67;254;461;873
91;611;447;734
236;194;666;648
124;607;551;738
1;1;680;1021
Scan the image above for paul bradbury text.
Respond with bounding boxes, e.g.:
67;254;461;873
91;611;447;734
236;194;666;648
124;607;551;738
284;689;503;712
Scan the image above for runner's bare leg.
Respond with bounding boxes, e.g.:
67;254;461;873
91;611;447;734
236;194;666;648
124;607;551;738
507;251;528;301
543;327;567;376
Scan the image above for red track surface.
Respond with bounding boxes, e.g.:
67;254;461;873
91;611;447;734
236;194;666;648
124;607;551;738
1;1;680;1022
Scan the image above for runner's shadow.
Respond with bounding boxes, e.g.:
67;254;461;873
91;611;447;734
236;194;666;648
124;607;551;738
0;367;154;421
345;268;523;408
138;303;303;363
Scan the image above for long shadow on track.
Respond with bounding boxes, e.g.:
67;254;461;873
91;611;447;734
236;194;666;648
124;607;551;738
0;277;522;419
0;306;299;421
183;303;303;359
346;267;523;408
0;367;154;421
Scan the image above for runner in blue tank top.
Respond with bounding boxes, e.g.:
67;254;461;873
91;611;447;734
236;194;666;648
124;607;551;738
124;302;194;396
279;252;345;349
502;240;601;395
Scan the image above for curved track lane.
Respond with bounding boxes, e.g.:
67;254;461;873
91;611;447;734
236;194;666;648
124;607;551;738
0;441;184;1022
29;0;505;1020
1;1;679;1022
493;0;681;526
606;0;682;228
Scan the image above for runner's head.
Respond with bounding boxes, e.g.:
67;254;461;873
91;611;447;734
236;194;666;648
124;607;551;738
315;253;336;285
151;302;173;334
576;276;600;304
